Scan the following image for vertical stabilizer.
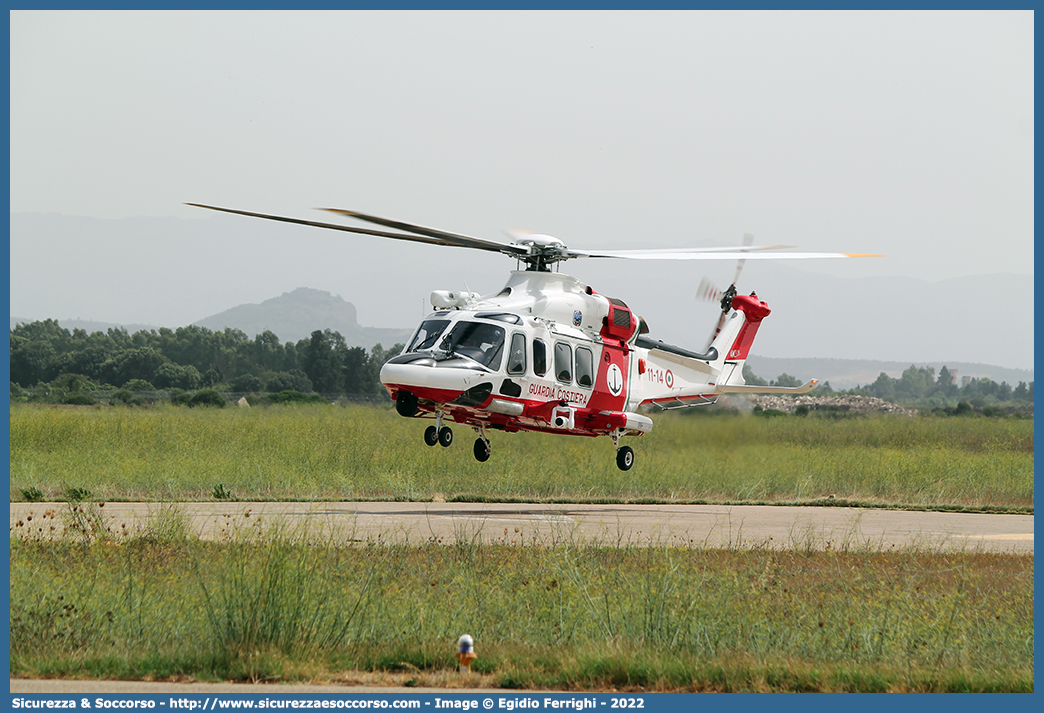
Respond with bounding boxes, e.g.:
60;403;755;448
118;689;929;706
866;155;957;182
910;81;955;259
725;293;771;361
708;292;771;389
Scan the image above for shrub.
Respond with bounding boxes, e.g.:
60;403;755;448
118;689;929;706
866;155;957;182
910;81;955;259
188;389;226;408
111;389;132;403
20;486;44;502
63;486;92;502
61;393;97;406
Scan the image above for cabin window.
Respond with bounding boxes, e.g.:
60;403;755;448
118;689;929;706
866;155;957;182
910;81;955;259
533;339;548;376
507;333;527;375
575;347;594;388
408;319;450;352
555;342;572;383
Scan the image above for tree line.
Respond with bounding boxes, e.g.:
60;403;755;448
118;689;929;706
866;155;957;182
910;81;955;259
10;319;402;400
9;319;1034;414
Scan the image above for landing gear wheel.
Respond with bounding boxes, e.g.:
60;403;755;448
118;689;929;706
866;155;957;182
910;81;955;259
438;426;454;448
423;425;439;447
616;445;635;471
473;438;491;462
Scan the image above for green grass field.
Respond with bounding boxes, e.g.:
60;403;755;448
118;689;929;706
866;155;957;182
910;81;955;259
9;404;1034;509
9;404;1034;691
9;512;1034;692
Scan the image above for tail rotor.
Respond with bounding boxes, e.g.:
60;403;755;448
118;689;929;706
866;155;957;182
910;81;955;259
697;233;754;348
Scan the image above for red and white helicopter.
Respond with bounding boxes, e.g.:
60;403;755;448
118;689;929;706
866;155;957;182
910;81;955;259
189;203;877;470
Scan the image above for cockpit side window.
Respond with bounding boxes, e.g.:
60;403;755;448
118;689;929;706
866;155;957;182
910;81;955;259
575;346;594;388
555;342;572;383
408;319;450;352
507;333;526;375
533;339;548;376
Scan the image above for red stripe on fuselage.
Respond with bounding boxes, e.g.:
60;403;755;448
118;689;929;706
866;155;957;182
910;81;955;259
588;342;629;411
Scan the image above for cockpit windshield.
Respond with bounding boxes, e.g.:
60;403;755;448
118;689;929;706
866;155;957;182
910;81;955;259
407;319;450;352
437;321;506;370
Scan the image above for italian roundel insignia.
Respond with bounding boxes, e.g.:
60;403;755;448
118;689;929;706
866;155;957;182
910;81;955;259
573;310;583;326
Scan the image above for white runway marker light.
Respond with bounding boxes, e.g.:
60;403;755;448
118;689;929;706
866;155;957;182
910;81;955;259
455;634;477;674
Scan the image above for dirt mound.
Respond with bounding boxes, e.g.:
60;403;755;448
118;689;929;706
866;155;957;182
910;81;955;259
735;394;916;416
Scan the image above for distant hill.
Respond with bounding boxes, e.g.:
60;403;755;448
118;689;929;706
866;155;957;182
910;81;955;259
745;355;1033;391
191;287;412;347
11;288;414;349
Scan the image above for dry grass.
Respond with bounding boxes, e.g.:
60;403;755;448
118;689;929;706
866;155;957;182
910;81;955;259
9;506;1034;692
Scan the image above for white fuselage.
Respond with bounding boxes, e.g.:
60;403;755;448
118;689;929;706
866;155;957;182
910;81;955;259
380;271;759;438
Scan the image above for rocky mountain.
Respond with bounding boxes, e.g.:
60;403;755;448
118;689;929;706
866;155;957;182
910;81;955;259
192;287;413;347
12;287;413;349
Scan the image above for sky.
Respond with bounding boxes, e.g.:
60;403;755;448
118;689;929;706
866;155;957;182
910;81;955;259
8;10;1035;368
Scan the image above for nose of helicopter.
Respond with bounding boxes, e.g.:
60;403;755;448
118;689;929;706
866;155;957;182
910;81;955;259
380;359;484;404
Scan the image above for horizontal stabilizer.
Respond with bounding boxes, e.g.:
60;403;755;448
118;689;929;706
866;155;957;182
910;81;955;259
720;379;819;395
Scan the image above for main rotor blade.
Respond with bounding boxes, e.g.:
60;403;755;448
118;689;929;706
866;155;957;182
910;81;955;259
568;245;794;258
572;248;882;260
186;204;527;256
322;208;528;255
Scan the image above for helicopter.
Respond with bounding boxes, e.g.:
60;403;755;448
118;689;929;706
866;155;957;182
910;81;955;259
188;203;878;470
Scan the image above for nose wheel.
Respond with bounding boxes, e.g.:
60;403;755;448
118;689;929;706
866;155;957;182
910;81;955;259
423;425;439;447
423;425;454;446
423;412;454;448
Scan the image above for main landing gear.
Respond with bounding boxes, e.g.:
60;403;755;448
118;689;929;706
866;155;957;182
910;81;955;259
616;446;635;471
473;437;491;462
611;430;635;471
472;426;491;463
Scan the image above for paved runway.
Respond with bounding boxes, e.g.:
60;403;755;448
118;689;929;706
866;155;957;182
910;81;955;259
10;500;1033;552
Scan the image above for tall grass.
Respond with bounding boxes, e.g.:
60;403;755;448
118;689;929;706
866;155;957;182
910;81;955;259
9;404;1034;507
9;509;1034;691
